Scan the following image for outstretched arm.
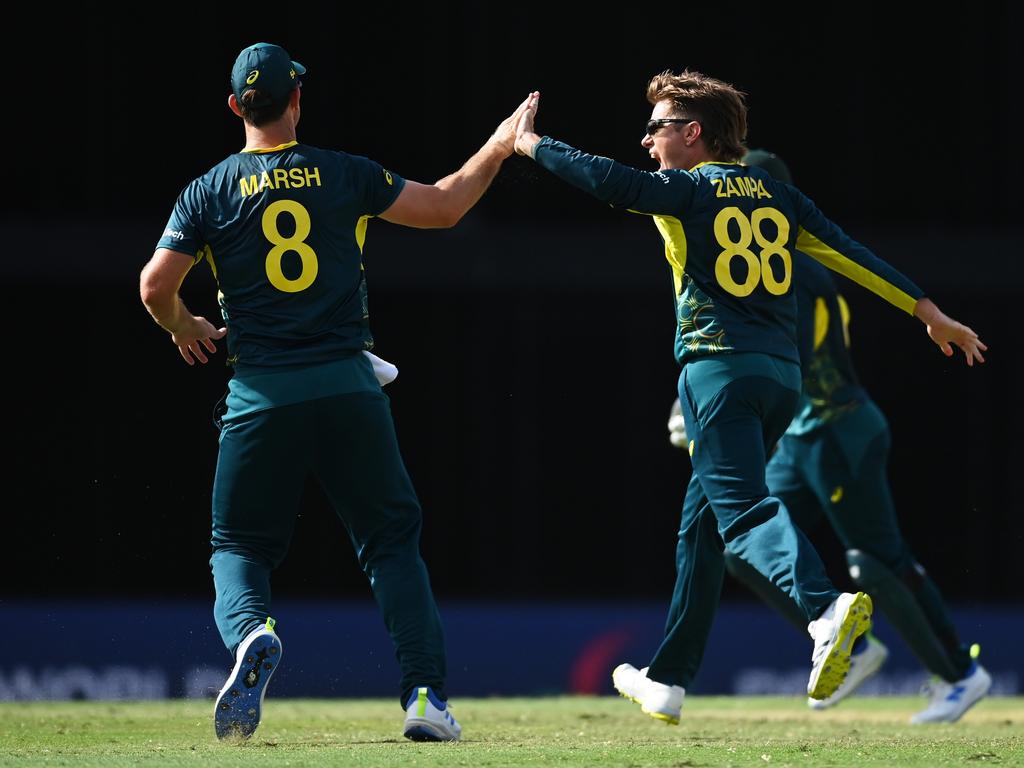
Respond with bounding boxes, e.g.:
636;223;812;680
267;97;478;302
792;190;987;367
140;248;227;365
379;94;535;229
515;92;692;214
913;298;987;366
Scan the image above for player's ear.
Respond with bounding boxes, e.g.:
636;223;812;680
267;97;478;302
228;93;243;118
685;120;702;147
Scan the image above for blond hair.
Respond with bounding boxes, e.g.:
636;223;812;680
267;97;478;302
646;70;748;162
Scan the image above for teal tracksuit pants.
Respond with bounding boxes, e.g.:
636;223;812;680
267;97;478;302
647;353;840;688
210;389;447;705
759;400;971;681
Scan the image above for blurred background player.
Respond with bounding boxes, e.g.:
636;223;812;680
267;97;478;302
667;149;991;723
514;73;985;726
141;42;532;742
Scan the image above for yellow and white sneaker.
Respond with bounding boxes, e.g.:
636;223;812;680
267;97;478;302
809;633;888;709
612;663;685;725
807;592;873;700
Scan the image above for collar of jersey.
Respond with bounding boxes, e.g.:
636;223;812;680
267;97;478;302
689;160;741;171
242;140;299;154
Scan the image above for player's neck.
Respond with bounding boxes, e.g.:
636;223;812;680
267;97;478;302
241;110;299;151
242;118;297;151
686;147;718;170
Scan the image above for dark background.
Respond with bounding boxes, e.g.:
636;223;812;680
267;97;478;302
5;4;1021;605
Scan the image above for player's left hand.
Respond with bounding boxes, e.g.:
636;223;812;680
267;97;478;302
914;298;987;366
171;315;227;366
491;92;539;157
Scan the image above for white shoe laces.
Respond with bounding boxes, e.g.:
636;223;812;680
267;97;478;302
809;617;834;664
811;639;829;666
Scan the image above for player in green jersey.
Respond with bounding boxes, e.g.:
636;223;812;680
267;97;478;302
140;42;532;742
513;73;985;725
673;149;989;723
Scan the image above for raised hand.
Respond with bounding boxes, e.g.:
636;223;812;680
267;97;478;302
515;91;541;157
491;92;539;157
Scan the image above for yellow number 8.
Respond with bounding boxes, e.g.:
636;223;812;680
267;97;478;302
263;199;318;293
713;206;791;297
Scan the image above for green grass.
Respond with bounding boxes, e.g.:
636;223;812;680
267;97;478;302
1;696;1022;767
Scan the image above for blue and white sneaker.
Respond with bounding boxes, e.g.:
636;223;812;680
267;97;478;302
911;657;991;724
214;620;282;740
403;686;461;742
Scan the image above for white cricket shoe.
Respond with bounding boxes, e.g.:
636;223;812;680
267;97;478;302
808;634;888;709
611;663;685;725
214;622;282;740
403;686;461;741
807;591;873;700
911;662;992;724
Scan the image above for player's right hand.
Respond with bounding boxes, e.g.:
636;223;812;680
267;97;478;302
171;316;227;366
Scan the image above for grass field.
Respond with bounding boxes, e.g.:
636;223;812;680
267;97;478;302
2;696;1022;767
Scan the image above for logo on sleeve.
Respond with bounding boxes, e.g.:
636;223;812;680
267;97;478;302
162;228;185;241
383;169;393;185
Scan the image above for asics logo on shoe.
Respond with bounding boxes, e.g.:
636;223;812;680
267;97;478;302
946;685;966;702
243;648;268;688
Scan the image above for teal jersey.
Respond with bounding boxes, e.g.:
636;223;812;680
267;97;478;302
786;253;868;435
532;138;923;365
156;141;405;372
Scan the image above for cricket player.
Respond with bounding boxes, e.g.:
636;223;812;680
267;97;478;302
676;149;991;723
140;42;532;742
513;72;985;725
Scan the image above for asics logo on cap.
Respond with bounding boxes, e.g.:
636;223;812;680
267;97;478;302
246;70;260;85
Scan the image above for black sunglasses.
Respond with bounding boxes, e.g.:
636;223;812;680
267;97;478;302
646;118;695;136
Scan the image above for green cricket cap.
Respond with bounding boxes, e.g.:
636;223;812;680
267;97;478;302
231;43;306;107
742;149;792;184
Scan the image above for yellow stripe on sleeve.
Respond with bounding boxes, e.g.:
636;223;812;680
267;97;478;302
200;244;217;279
355;215;371;253
653;215;688;296
796;227;918;315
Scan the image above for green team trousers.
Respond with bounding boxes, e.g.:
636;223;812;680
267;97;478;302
756;400;971;681
647;353;840;689
210;389;447;705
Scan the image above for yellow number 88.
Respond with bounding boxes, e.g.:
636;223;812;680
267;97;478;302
713;206;791;297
